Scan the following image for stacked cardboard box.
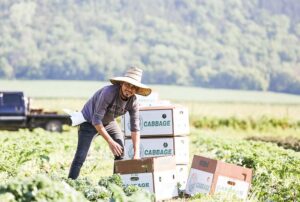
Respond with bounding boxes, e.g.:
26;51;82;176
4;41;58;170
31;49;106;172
121;105;190;190
136;92;171;107
185;155;253;199
114;156;178;201
117;94;253;199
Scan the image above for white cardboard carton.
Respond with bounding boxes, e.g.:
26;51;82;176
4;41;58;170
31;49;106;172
136;92;171;107
124;136;189;164
122;105;189;137
185;155;253;199
176;164;189;190
114;156;178;201
136;92;159;104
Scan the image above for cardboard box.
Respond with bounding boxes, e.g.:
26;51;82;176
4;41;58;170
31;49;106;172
138;100;171;107
136;92;159;104
114;156;178;201
124;136;189;164
122;105;189;137
176;164;189;190
185;155;252;199
136;92;171;107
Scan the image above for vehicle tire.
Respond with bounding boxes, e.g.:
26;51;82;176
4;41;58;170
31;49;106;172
45;120;62;132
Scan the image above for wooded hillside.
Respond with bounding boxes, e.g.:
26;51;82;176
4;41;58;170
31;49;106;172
0;0;299;94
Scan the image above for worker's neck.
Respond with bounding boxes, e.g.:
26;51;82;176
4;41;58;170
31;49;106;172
119;89;129;101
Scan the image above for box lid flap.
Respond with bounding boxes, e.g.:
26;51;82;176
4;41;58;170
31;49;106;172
114;156;176;174
216;161;253;182
114;158;154;174
191;155;218;173
140;105;184;110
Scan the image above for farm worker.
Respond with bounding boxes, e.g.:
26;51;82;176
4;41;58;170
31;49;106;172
68;67;151;179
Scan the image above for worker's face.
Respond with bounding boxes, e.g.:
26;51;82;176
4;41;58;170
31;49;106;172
120;82;138;99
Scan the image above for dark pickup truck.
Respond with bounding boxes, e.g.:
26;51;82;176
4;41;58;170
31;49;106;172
0;91;71;132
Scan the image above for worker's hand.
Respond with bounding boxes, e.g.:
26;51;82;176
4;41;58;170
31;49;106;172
108;140;123;157
133;153;140;160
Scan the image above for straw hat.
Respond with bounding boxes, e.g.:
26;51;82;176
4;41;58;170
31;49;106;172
110;67;152;96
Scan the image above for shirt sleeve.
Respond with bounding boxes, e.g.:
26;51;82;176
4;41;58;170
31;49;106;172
129;98;140;132
92;89;110;125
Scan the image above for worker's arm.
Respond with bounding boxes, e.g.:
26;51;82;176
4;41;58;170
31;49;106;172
131;131;140;159
94;124;123;156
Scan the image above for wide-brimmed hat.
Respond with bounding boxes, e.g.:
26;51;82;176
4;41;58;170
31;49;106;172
110;67;152;96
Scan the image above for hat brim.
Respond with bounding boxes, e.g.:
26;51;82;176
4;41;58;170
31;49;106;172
110;77;152;96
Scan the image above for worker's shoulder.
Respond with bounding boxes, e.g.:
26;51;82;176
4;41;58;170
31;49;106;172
99;84;119;98
101;84;119;93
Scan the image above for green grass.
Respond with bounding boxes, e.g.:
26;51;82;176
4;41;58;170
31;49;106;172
2;80;300;104
1;127;300;201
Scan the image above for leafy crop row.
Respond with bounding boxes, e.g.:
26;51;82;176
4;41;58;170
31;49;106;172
193;116;300;131
247;136;300;152
65;174;154;201
0;175;86;202
1;127;299;201
0;174;154;202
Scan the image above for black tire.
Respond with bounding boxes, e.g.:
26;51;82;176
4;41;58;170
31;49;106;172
45;120;62;132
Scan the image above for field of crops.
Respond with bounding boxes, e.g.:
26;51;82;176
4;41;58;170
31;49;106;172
1;125;300;201
1;81;300;201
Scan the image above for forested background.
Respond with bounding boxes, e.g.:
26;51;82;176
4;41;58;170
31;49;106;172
0;0;300;94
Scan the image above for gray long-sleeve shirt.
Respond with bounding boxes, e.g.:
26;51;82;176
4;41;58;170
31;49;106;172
81;84;140;132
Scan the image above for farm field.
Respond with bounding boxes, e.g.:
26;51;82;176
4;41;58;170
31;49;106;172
1;125;300;201
1;80;300;201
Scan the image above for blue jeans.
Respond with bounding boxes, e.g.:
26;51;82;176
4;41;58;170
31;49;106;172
68;121;124;179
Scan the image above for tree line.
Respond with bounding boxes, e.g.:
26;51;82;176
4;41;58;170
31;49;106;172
0;0;300;94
